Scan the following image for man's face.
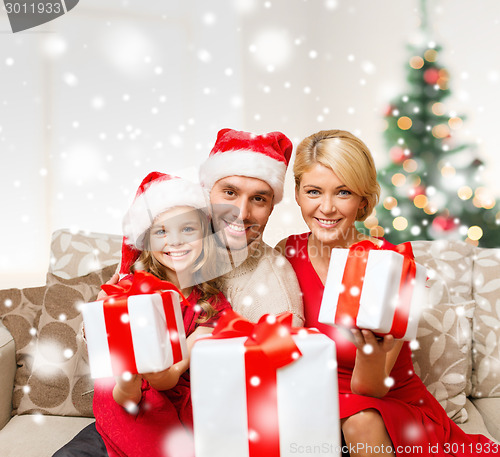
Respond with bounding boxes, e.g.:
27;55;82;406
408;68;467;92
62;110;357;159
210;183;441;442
209;176;274;250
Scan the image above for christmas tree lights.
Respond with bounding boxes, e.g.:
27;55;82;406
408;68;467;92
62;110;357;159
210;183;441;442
361;5;500;247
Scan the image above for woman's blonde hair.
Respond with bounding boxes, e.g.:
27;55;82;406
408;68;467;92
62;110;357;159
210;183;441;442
131;208;220;322
294;129;380;221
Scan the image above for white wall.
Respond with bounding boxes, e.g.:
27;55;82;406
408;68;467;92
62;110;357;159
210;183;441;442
1;0;499;288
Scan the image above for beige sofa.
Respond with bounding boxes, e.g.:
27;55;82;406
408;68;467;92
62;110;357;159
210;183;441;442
0;230;499;456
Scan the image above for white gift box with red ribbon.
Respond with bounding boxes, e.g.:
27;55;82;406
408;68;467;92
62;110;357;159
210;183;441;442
191;311;340;457
318;241;427;341
82;292;188;378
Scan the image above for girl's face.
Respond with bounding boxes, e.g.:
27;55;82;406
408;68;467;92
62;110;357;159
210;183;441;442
295;163;367;248
149;206;204;277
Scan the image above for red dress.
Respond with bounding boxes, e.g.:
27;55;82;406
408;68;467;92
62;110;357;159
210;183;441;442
285;233;499;456
93;286;231;457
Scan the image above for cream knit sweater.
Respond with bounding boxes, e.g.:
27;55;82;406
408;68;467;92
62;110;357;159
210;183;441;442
215;240;305;327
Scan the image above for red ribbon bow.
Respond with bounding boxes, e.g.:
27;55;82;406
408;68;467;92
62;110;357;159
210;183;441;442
335;240;417;339
100;271;189;375
213;309;303;369
211;310;309;457
101;270;190;307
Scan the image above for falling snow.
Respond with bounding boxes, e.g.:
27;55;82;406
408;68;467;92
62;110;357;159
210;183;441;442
249;376;260;386
362;343;374;355
2;8;500;456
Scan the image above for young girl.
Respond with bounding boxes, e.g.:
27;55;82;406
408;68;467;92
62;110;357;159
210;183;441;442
93;171;231;457
277;130;498;456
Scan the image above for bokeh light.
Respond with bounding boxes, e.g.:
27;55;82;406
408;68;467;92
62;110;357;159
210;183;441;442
432;124;450;139
440;164;456;177
413;195;428;209
383;196;398;210
370;226;385;237
393;216;408;231
424;49;438;62
397;116;412;130
467;225;483;241
457;186;473;200
431;102;445;116
363;215;379;229
448;117;463;130
403;159;418;173
438;69;449;89
424;204;438;215
409;56;424;69
473;187;496;209
391;173;406;187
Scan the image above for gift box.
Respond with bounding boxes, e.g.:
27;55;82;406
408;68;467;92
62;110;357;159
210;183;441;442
81;271;188;378
318;240;427;341
191;311;340;457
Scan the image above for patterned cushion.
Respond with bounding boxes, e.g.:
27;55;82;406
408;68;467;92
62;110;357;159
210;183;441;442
411;240;475;424
471;247;500;398
49;229;122;279
5;264;117;417
0;286;45;414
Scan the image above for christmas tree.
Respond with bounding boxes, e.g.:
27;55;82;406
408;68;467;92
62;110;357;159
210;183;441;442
361;6;500;247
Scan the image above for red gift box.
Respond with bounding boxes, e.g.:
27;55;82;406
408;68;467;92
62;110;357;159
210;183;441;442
319;240;427;340
191;310;340;457
82;271;188;378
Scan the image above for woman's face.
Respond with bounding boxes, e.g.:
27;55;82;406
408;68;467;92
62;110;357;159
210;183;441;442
295;163;366;247
149;206;204;276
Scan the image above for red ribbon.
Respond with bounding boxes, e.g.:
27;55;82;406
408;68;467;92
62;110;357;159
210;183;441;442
334;240;417;339
100;271;189;375
212;310;308;457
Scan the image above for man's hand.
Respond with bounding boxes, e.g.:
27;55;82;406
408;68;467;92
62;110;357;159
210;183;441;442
96;273;119;300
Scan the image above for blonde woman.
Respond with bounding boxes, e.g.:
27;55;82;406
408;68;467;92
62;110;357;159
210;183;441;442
277;130;497;457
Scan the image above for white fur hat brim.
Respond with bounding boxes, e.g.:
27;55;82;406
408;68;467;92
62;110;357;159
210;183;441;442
122;178;207;249
199;150;287;203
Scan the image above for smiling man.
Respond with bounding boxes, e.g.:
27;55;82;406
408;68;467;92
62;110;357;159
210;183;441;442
52;129;304;457
199;128;304;326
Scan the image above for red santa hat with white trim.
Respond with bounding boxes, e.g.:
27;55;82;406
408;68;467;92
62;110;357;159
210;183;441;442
199;128;293;203
119;171;207;274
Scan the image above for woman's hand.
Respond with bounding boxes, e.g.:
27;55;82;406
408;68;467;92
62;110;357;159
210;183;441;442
350;329;402;398
113;373;142;407
351;329;395;358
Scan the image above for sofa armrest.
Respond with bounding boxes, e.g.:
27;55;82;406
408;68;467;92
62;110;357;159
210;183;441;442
0;322;16;430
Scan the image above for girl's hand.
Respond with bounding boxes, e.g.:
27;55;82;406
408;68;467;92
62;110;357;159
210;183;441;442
142;326;214;391
113;373;142;407
111;316;219;401
143;363;183;391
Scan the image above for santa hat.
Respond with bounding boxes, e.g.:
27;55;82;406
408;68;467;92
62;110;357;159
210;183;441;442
120;171;207;274
199;128;293;203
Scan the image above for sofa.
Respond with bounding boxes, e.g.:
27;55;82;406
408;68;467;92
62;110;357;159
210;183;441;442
0;229;499;456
